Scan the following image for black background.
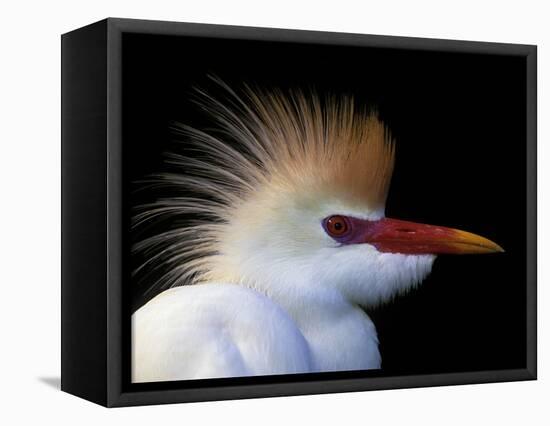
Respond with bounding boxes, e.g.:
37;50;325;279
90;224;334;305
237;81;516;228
123;32;527;379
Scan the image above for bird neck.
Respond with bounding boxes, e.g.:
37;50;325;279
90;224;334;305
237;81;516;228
267;282;381;371
202;265;381;371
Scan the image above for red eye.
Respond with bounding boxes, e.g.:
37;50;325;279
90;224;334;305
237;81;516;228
325;215;349;237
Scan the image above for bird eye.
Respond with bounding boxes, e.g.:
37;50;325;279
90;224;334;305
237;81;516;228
324;215;350;237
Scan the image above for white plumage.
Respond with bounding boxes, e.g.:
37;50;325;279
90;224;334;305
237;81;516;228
131;80;502;383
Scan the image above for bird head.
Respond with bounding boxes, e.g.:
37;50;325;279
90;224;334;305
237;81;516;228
134;81;503;308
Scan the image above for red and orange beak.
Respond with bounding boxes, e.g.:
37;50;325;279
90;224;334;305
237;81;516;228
360;218;504;255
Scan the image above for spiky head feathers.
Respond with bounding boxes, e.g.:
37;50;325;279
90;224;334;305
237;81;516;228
210;87;396;211
133;83;395;300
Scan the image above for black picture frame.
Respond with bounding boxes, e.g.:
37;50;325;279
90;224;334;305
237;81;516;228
61;17;537;407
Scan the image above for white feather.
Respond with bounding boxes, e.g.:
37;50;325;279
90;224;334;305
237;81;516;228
132;282;384;382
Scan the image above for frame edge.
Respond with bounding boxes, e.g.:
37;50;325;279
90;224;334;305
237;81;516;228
61;19;110;407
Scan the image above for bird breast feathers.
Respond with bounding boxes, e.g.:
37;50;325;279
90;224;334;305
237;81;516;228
132;284;312;382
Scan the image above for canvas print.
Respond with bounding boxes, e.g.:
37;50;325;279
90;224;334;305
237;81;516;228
125;33;527;385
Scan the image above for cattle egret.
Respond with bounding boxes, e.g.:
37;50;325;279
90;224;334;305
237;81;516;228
131;82;503;383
